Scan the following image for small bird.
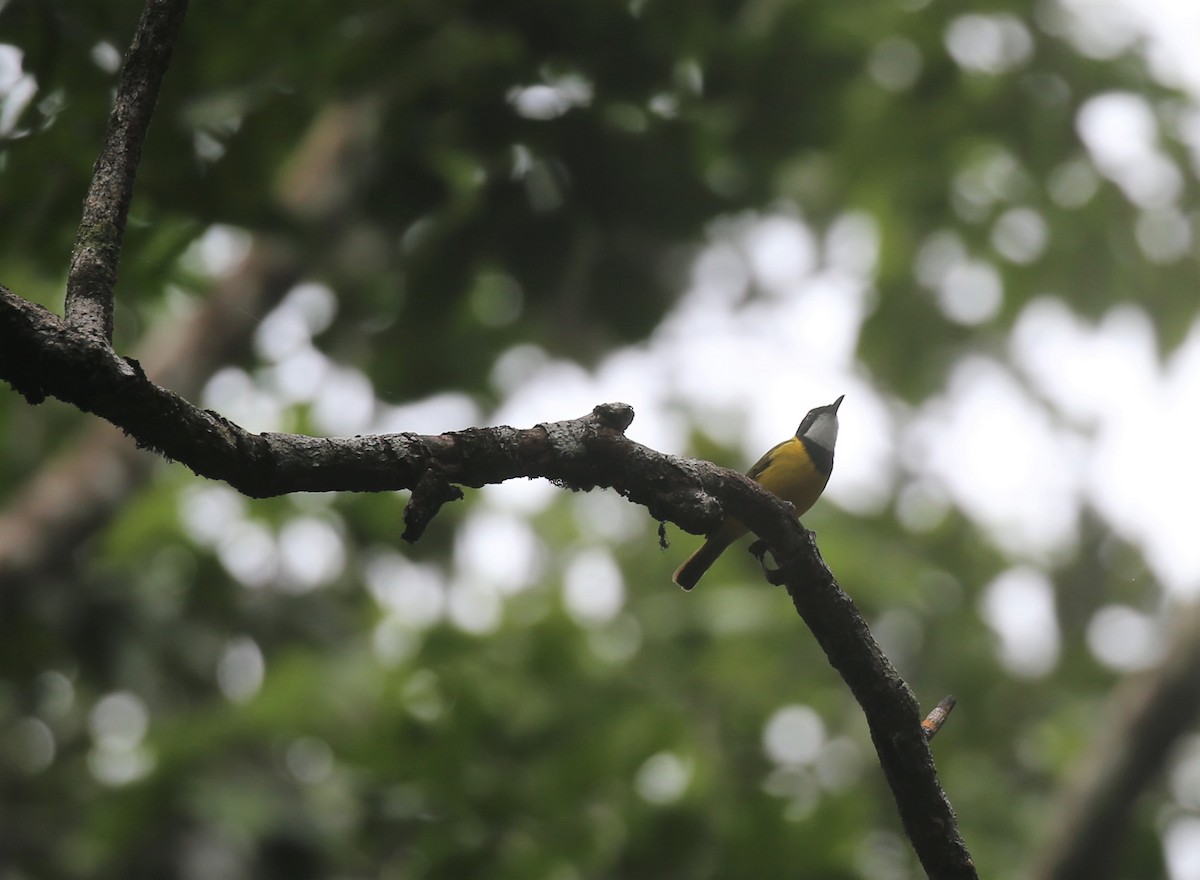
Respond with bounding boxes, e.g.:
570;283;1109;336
673;395;843;590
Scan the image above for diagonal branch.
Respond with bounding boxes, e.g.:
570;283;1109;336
0;282;976;877
1031;601;1200;880
775;538;974;878
64;0;190;341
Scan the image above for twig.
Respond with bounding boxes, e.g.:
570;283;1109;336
402;471;465;542
923;696;957;741
64;0;190;341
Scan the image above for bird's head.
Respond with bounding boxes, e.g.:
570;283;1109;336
797;394;843;453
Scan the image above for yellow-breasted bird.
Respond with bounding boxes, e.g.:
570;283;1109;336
673;395;843;590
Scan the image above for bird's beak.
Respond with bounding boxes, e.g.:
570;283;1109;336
831;394;844;413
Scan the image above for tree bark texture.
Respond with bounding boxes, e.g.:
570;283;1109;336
64;0;191;341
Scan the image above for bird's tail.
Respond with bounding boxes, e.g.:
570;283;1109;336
672;537;731;591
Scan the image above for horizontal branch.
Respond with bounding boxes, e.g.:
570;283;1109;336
0;285;722;528
0;280;974;878
0;242;301;582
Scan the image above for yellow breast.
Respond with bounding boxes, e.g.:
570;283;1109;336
711;436;830;545
753;437;828;518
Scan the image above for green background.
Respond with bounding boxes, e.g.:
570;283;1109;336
2;1;1198;877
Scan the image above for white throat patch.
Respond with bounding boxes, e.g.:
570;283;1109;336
804;412;839;452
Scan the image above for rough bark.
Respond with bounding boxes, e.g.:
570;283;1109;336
64;0;190;341
0;242;299;582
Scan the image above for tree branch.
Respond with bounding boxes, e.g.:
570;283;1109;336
0;242;300;582
64;0;190;341
774;541;974;878
3;0;979;871
0;281;975;876
1031;601;1200;880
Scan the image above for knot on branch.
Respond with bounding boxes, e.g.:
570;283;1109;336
7;376;46;406
402;470;464;543
658;457;726;535
122;356;148;381
672;488;724;536
592;401;634;432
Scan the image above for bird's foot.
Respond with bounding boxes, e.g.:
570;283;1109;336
748;540;787;586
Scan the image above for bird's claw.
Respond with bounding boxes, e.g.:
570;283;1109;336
748;540;787;586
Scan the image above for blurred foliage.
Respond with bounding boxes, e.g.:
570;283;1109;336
2;0;1199;878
